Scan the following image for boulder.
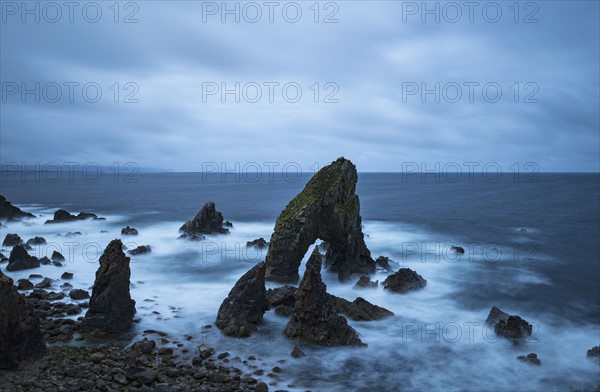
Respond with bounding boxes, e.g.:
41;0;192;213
6;245;40;271
51;251;65;262
34;277;53;289
291;346;305;358
69;289;90;300
16;279;34;290
2;233;23;246
0;195;35;221
25;237;47;246
486;306;533;340
265;157;375;282
216;262;269;337
0;270;45;369
517;352;541;365
121;226;138;235
39;257;51;265
128;245;151;255
246;238;269;249
375;256;394;271
283;247;364;346
179;202;230;237
353;275;378;289
45;209;104;224
81;239;136;336
61;272;73;279
383;268;427;293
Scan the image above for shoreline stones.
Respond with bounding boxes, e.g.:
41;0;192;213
44;209;105;224
486;306;533;340
81;239;136;337
179;201;230;239
383;268;427;293
3;233;23;247
265;157;375;283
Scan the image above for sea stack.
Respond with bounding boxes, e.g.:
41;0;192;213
179;201;230;238
81;239;136;336
265;157;375;282
0;270;46;369
283;247;364;346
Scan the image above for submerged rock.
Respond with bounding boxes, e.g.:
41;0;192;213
81;239;136;336
2;233;23;246
353;275;378;289
180;201;230;237
486;306;533;340
0;195;35;221
0;270;46;369
265;157;375;282
216;262;269;337
51;251;65;262
383;268;427;293
6;245;40;271
246;238;269;249
375;256;394;271
451;245;465;254
283;248;364;346
45;209;104;224
517;353;541;365
69;289;90;300
328;295;393;321
0;252;7;262
128;245;151;255
587;346;600;358
121;226;138;235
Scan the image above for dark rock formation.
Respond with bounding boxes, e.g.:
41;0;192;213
486;306;533;340
0;270;46;369
265;157;375;283
383;268;427;293
121;226;138;235
81;239;136;336
517;353;541;365
375;256;394;271
128;245;151;255
328;295;393;321
216;262;268;337
39;257;51;265
61;272;73;279
16;279;34;290
25;237;47;246
34;278;53;289
291;346;305;358
246;238;269;249
266;285;297;309
283;248;364;346
51;251;65;262
179;202;230;238
0;195;35;221
7;245;40;271
0;252;7;262
353;275;378;289
3;233;23;246
45;209;104;224
451;245;465;254
587;346;600;358
69;289;90;300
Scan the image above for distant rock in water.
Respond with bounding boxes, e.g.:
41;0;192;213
121;226;138;235
517;352;541;365
246;238;268;249
283;247;364;346
0;195;35;222
0;270;46;369
486;306;533;341
383;268;427;293
216;262;269;337
45;209;104;224
375;256;394;271
0;252;7;262
179;201;230;238
587;346;600;358
128;245;151;255
51;251;65;262
81;239;136;336
451;245;465;254
353;275;378;289
265;157;375;283
3;233;23;246
7;245;40;271
26;236;47;246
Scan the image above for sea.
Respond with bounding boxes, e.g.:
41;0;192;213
1;171;599;392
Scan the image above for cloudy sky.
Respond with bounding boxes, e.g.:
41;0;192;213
1;1;598;172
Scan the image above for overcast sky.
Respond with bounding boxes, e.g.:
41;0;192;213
1;1;598;172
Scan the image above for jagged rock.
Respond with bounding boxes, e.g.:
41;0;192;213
587;346;600;358
0;270;45;369
224;221;233;227
283;248;364;346
517;353;541;365
39;256;51;265
451;245;465;254
383;268;427;293
353;275;378;289
328;295;393;321
0;195;35;221
128;245;151;255
6;245;40;271
2;233;23;246
16;279;34;290
265;157;375;282
81;239;136;336
179;202;230;237
45;209;103;224
25;237;46;246
246;238;269;249
121;226;138;235
51;251;65;262
266;285;297;308
69;289;90;300
216;262;268;337
0;252;7;262
375;256;394;271
486;306;533;340
34;278;53;289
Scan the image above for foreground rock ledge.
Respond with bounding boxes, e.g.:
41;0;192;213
0;270;46;369
283;247;365;346
265;157;375;282
81;239;136;337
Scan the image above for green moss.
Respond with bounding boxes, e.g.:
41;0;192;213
52;345;88;362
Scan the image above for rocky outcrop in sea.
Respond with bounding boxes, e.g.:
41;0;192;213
179;201;231;239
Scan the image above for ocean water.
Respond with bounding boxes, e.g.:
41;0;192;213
1;172;599;391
